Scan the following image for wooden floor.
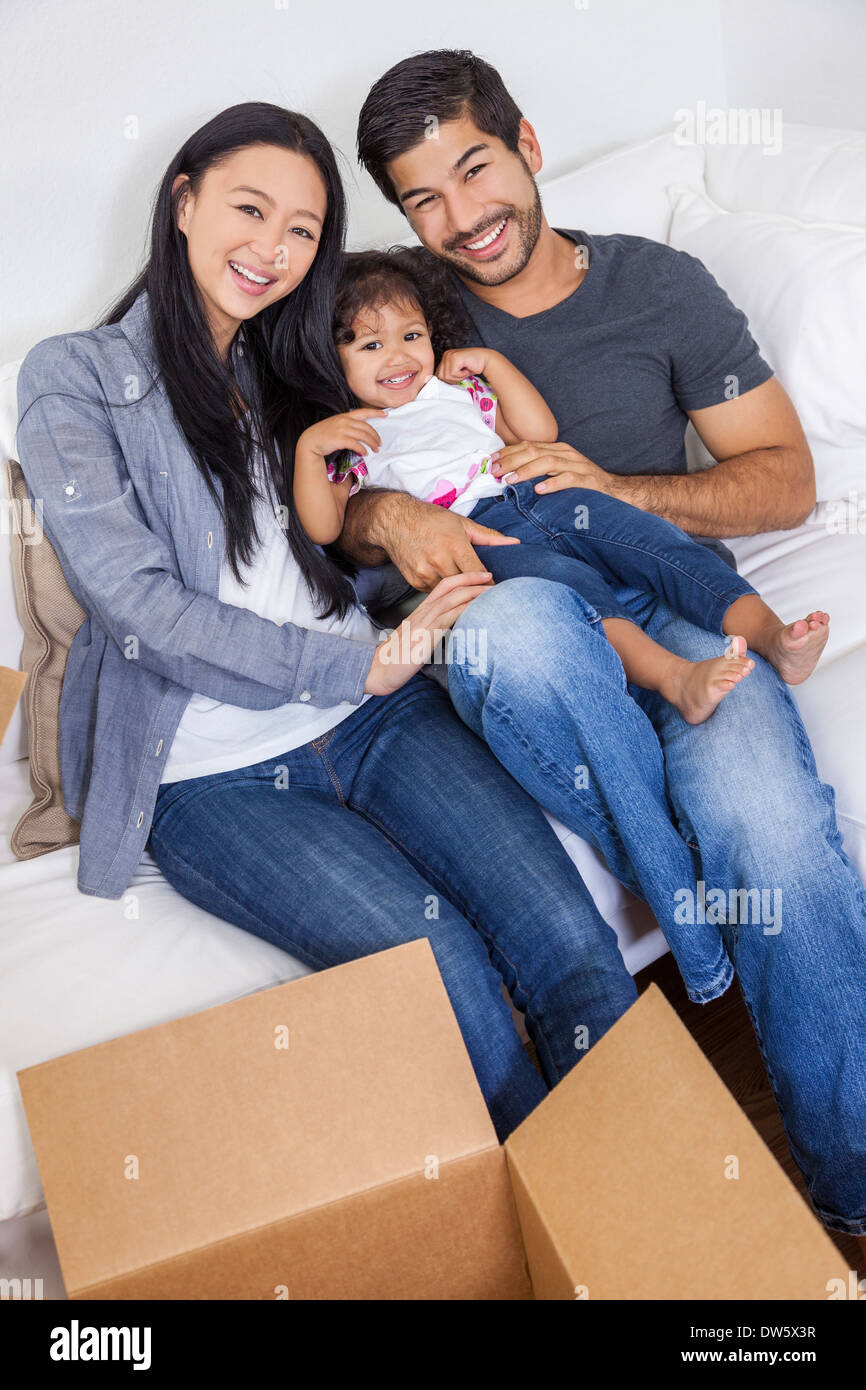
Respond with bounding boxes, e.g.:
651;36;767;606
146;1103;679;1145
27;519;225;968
634;951;864;1277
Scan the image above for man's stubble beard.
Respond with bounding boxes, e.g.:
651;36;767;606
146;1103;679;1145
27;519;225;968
439;181;544;289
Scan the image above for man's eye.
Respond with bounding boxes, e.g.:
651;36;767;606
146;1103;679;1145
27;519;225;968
466;164;487;180
413;194;437;211
237;205;263;218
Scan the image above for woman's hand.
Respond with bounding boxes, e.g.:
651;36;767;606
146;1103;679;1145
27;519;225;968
363;570;494;696
436;347;495;385
298;408;389;461
490;440;614;494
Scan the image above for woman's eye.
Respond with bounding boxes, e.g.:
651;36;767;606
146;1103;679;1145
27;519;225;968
292;227;314;240
237;204;263;218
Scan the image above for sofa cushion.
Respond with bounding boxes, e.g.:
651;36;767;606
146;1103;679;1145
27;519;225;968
0;361;27;764
704;121;866;229
669;186;866;501
538;131;705;245
6;459;84;858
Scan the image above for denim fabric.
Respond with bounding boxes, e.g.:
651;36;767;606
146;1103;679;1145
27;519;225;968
470;480;755;629
147;670;639;1140
14;291;379;898
446;577;866;1234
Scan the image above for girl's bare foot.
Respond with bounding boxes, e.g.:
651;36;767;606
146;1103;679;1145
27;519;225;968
763;612;830;684
662;636;755;725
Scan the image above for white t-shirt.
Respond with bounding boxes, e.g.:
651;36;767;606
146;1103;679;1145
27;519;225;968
333;374;506;516
160;450;381;784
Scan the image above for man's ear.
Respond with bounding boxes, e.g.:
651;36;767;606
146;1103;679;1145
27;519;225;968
516;117;543;178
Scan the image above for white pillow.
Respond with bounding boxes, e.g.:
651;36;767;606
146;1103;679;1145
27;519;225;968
704;122;866;229
0;360;26;764
539;131;705;245
668;186;866;502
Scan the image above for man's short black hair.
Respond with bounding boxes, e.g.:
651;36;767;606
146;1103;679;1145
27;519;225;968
356;49;524;210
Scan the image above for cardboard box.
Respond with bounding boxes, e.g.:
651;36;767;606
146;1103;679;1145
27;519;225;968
0;665;26;747
18;941;842;1300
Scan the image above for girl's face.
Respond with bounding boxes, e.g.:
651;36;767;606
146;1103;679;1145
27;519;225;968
174;143;328;357
337;297;435;408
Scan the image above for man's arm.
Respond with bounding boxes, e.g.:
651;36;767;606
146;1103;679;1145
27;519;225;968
615;377;816;536
335;485;520;590
489;378;816;538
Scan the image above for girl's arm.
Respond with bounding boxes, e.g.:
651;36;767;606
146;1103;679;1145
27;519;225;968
294;408;388;545
436;348;557;444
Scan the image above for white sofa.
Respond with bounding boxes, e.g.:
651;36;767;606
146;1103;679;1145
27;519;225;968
2;123;864;1292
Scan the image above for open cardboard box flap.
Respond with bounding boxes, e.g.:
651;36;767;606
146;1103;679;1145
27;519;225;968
18;940;841;1299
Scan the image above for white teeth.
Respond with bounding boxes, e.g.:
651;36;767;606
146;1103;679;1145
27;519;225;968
229;260;270;285
465;218;507;251
381;372;413;384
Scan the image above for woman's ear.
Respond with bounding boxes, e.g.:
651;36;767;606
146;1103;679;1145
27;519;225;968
172;174;192;236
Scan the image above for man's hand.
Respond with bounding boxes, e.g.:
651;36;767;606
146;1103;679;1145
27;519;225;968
338;488;520;590
490;440;613;495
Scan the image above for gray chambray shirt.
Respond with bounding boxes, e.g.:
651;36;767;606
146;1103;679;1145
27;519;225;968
15;290;379;899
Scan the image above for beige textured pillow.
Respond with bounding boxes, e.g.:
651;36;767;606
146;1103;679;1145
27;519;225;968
7;457;85;857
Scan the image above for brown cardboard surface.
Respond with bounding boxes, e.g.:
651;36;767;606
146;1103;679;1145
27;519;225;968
19;939;530;1300
0;665;26;746
505;984;843;1300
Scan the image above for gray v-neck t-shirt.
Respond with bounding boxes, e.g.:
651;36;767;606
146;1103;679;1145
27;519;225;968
444;228;775;564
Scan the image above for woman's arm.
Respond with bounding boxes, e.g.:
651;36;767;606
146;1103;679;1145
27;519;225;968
436;348;557;445
15;341;377;711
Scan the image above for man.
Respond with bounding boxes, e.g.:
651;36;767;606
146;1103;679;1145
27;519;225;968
336;48;866;1241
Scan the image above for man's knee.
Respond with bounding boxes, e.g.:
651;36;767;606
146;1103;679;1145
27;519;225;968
450;576;599;663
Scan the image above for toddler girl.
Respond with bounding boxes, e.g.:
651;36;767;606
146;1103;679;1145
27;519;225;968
294;250;829;724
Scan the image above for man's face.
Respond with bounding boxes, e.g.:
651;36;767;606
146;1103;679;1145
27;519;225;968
386;115;544;287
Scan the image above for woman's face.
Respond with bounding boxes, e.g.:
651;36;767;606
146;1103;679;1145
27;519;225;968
174;143;328;356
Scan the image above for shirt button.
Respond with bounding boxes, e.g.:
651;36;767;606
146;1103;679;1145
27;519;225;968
136;811;144;828
207;531;213;548
64;485;75;496
299;690;312;702
155;739;163;756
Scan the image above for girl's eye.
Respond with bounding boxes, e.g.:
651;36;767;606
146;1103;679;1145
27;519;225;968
237;205;263;219
361;341;382;351
404;331;421;341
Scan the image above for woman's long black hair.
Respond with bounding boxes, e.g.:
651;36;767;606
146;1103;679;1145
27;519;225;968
100;101;357;619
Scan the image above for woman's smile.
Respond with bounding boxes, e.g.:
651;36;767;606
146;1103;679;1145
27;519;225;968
227;257;277;297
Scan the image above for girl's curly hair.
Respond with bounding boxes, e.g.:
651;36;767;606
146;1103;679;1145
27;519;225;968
333;246;475;367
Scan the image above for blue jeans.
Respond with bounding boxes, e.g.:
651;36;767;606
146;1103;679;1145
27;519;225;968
147;672;638;1143
445;576;866;1234
470;479;755;630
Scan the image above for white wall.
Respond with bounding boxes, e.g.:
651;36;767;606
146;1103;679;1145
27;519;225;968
720;0;866;132
3;0;864;365
1;0;726;361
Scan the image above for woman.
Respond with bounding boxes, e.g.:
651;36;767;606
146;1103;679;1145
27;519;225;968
14;102;640;1141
